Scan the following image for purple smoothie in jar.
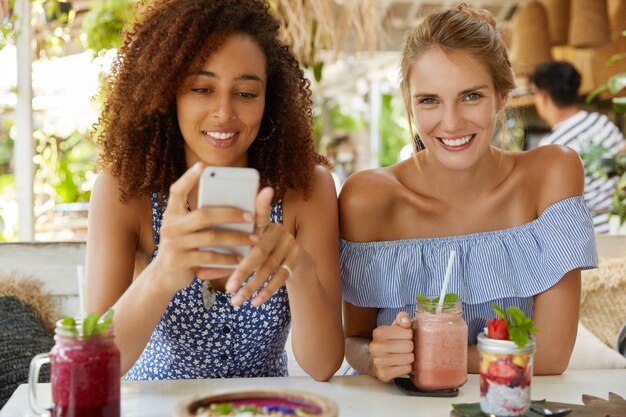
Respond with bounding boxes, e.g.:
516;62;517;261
50;319;120;417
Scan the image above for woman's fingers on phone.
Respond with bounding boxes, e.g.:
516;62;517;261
182;226;255;250
250;246;296;307
196;267;235;280
254;187;274;233
166;162;204;215
229;228;295;306
225;224;284;293
183;207;254;233
189;249;241;269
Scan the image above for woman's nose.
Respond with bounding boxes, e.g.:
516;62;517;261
213;94;234;121
440;104;464;131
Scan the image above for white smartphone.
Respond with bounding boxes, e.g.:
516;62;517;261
197;166;260;268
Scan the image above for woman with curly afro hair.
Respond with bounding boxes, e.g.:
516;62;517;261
85;0;344;381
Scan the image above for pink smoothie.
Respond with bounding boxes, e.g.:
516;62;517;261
412;310;468;391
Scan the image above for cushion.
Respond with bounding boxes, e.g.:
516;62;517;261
580;256;626;347
0;275;58;408
567;322;626;370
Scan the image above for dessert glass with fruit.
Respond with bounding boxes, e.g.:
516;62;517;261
477;304;538;417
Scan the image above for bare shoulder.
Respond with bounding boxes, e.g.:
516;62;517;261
339;167;398;241
339;167;396;214
284;165;337;227
90;170;146;231
520;145;584;211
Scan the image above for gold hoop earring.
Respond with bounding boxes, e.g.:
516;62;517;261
257;117;275;141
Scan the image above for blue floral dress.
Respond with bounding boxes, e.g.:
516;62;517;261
125;195;290;380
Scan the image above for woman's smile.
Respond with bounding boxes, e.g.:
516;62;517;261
437;134;476;151
202;130;239;148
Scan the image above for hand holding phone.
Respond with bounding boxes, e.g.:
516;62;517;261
197;166;260;268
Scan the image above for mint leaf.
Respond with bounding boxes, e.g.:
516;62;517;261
416;292;460;311
416;294;433;304
95;308;114;336
443;293;459;303
62;317;76;327
213;403;234;415
490;304;539;348
492;303;507;320
82;312;100;338
239;405;259;413
509;326;530;348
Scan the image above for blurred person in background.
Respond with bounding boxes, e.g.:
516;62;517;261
530;60;626;233
323;131;357;194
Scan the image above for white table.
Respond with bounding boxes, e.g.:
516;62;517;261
2;370;625;417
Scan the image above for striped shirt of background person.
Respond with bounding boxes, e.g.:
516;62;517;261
538;110;626;234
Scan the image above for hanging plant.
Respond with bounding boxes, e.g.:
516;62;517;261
273;0;385;82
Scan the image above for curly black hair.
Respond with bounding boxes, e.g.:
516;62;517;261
95;0;327;203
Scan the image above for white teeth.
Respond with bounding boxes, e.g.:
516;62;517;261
205;131;236;140
441;134;473;147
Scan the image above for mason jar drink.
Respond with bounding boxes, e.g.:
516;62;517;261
478;332;536;417
412;300;468;391
29;318;121;417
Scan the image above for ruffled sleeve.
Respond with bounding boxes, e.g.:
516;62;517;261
340;196;598;308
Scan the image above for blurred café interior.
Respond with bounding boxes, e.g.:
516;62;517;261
1;0;625;240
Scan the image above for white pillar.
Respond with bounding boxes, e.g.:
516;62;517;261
15;0;34;241
368;79;381;168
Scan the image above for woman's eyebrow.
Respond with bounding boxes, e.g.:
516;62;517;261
196;70;265;84
412;84;489;99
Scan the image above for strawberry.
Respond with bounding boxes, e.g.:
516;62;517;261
487;317;509;340
487;360;517;385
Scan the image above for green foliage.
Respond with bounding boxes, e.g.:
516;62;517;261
604;151;626;225
585;30;626;226
313;101;365;146
0;0;17;51
379;93;411;167
0;173;15;241
579;141;613;180
81;0;136;54
586;30;626;113
34;128;96;204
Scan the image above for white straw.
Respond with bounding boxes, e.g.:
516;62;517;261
437;250;456;312
76;264;86;318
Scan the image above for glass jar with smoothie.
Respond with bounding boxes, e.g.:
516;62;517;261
411;299;468;391
29;312;121;417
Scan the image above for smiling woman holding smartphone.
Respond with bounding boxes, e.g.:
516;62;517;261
85;0;344;381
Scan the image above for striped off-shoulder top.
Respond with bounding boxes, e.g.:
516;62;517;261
340;196;598;344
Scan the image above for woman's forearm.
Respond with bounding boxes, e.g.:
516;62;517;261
345;336;372;375
111;262;177;374
287;272;344;381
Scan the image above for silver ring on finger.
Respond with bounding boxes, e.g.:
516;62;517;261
255;221;270;232
279;263;293;278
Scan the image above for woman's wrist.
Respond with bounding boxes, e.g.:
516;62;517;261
143;259;182;299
